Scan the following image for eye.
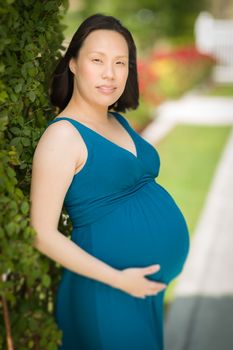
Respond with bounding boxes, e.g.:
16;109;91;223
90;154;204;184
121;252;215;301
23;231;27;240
92;58;102;63
116;61;126;65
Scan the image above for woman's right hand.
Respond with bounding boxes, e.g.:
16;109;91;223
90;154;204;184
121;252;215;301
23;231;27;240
115;264;167;299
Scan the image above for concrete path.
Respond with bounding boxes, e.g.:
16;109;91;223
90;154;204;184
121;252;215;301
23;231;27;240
156;95;233;124
164;128;233;350
141;95;233;144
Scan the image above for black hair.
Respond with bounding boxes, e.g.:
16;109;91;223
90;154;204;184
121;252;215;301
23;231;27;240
49;13;139;113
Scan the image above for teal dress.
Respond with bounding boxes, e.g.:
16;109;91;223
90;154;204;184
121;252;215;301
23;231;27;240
47;112;190;350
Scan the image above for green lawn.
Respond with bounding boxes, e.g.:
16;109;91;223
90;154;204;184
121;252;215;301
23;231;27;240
207;84;233;97
154;124;232;306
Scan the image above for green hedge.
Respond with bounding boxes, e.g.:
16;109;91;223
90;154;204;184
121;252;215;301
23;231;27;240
0;1;71;349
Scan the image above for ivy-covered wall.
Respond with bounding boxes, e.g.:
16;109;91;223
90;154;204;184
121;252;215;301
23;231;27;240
0;1;71;349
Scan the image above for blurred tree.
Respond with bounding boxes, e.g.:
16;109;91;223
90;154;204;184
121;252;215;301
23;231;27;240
207;0;233;18
75;0;209;52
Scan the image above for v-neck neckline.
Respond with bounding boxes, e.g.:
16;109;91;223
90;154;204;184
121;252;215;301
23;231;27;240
49;112;139;160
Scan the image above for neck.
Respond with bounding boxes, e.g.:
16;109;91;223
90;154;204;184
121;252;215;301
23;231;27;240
64;91;113;125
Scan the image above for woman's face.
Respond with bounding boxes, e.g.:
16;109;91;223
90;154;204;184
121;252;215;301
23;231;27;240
69;29;129;109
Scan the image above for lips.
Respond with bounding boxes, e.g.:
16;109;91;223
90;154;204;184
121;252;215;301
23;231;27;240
97;85;116;89
96;85;117;94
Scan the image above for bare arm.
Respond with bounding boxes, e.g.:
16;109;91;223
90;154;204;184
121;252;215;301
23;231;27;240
29;121;121;289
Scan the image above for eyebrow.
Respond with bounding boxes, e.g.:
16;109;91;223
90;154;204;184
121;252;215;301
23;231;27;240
88;51;128;58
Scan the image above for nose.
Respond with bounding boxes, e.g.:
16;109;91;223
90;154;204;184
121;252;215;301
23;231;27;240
101;63;115;80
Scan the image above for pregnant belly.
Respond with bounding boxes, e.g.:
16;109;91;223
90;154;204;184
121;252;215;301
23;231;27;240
71;182;190;285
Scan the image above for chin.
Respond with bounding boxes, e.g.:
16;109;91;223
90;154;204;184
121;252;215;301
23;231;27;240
92;98;118;108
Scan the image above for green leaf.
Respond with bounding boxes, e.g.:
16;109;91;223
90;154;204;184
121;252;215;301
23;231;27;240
23;128;31;136
10;93;18;102
28;340;34;349
11;127;21;136
10;137;21;146
20;162;28;169
21;201;29;214
45;1;56;11
28;67;37;77
39;292;46;300
38;34;46;47
6;166;15;178
28;91;36;102
42;274;51;288
21;137;30;146
14;83;22;93
0;91;8;102
6;222;17;236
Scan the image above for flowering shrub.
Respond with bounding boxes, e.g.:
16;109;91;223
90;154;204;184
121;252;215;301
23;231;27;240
137;45;216;106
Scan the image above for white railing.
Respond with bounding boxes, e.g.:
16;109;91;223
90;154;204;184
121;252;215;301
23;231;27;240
195;11;233;83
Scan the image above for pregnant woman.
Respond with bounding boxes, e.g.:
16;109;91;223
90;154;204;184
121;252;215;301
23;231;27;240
30;13;190;350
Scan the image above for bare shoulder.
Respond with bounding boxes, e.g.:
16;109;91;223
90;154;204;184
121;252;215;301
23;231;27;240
43;118;83;147
37;119;87;160
32;119;88;179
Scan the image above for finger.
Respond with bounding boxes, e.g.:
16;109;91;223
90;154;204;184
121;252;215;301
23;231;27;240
149;282;167;289
150;283;167;291
147;290;158;296
143;264;160;276
149;286;163;293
